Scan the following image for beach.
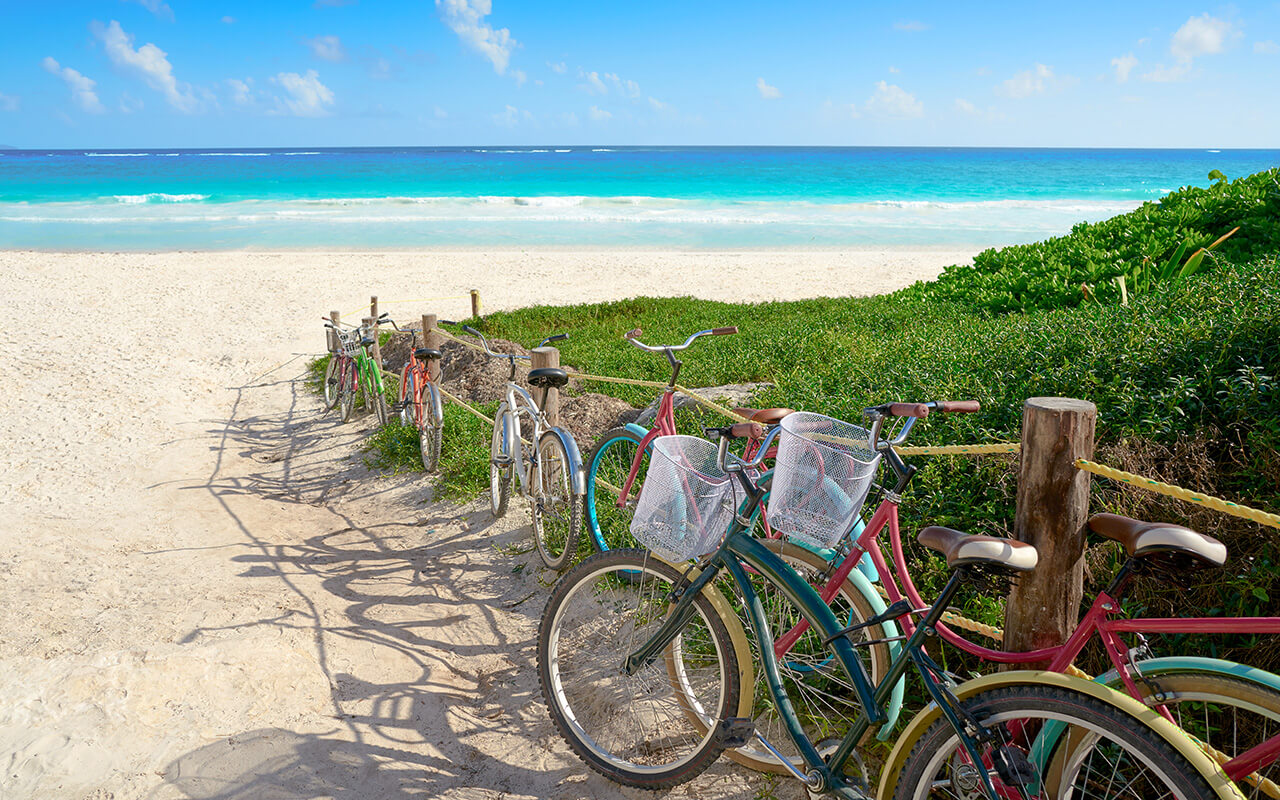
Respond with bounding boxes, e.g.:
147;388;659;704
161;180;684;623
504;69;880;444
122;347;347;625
0;247;971;800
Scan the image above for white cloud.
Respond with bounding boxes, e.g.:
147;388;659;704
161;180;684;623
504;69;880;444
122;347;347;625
648;96;668;112
307;35;346;62
493;104;519;126
954;98;977;114
94;20;198;112
579;69;608;95
127;0;173;21
558;110;579;126
888;66;900;74
589;104;611;121
999;63;1060;98
1111;53;1138;82
119;92;144;113
756;77;781;99
604;72;640;98
0;92;19;112
513;68;527;86
1257;40;1280;54
820;99;860;120
434;106;448;118
435;0;517;75
1140;63;1190;82
894;20;927;32
866;80;922;118
548;61;566;74
272;69;335;116
1171;14;1234;62
221;16;235;24
41;57;105;113
227;78;254;106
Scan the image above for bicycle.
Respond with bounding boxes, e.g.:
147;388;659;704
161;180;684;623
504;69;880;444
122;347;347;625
537;424;1244;798
322;313;390;425
582;325;750;556
452;324;586;570
737;401;1280;793
386;318;455;472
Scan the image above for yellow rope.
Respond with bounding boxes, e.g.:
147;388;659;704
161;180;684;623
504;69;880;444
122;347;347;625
435;384;498;426
341;295;470;319
1076;458;1280;530
897;443;1022;456
570;372;670;389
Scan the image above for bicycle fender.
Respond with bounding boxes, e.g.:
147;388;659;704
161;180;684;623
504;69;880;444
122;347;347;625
875;670;1246;800
423;382;444;430
1098;655;1280;694
624;422;649;439
541;427;587;495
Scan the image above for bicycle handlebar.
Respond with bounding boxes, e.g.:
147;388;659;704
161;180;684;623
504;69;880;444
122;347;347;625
863;399;982;451
624;325;739;353
460;324;531;362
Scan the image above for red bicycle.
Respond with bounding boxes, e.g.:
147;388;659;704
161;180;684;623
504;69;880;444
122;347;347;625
386;318;454;472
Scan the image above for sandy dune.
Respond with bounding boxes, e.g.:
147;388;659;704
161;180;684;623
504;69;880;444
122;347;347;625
0;248;972;799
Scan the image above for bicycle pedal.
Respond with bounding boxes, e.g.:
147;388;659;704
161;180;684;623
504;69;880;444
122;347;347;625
992;745;1035;786
713;718;755;748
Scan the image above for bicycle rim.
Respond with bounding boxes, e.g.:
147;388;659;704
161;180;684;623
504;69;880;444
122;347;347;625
894;684;1225;800
537;549;739;789
420;387;442;473
322;357;339;410
490;406;511;517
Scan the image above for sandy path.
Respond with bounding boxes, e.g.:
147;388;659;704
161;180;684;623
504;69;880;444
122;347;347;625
0;248;971;799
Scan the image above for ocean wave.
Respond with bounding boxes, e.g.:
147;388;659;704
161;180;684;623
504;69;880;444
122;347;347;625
591;148;615;152
555;149;571;153
283;151;322;156
196;152;271;157
111;193;210;204
86;152;150;157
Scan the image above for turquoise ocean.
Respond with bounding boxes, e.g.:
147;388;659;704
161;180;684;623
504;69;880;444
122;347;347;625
1;146;1276;250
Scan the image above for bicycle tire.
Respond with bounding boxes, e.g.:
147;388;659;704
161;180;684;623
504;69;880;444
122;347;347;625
537;549;740;789
339;359;356;422
369;365;389;427
490;403;512;517
398;366;417;427
893;683;1228;800
322;356;339;410
583;427;647;554
420;384;443;473
532;432;582;570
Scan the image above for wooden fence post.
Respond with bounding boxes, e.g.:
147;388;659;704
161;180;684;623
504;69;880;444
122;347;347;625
1004;397;1097;667
423;313;442;382
470;289;481;321
531;346;560;427
369;296;382;367
328;310;340;352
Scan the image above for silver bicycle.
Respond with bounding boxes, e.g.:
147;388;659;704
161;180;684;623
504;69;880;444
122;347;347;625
458;324;586;570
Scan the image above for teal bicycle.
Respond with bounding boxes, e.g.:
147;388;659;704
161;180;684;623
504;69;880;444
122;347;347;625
536;424;1243;799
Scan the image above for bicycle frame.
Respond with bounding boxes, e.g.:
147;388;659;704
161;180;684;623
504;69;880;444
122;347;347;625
495;379;586;499
792;481;1280;786
399;348;443;430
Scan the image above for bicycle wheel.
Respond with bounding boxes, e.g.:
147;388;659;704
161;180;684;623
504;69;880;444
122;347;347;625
721;538;894;774
338;359;356;422
584;427;648;554
322;356;339;410
398;366;417;426
537;549;740;789
489;403;512;517
1129;670;1280;798
369;366;389;426
893;684;1226;800
532;432;582;570
419;384;443;473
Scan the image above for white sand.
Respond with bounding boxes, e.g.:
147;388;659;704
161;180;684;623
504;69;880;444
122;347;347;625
0;248;972;800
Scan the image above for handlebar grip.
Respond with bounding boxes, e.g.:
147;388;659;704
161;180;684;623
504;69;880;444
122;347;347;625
439;319;457;326
547;333;569;343
888;402;930;418
378;312;389;319
625;328;642;339
729;421;765;440
937;400;981;414
462;325;480;336
712;326;739;335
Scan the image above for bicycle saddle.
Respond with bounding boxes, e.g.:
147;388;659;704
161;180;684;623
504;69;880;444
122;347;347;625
917;527;1039;572
731;407;796;425
360;337;376;347
1088;513;1226;567
527;367;570;389
414;347;443;360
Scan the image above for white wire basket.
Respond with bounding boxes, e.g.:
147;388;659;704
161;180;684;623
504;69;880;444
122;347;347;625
767;412;881;549
630;436;737;562
336;329;362;357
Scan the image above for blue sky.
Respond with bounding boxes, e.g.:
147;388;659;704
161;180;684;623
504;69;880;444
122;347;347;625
2;1;1278;147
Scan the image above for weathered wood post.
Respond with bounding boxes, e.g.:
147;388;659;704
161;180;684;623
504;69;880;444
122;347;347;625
470;289;482;321
1004;397;1097;667
423;313;442;382
369;296;382;366
328;310;340;352
530;346;561;427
